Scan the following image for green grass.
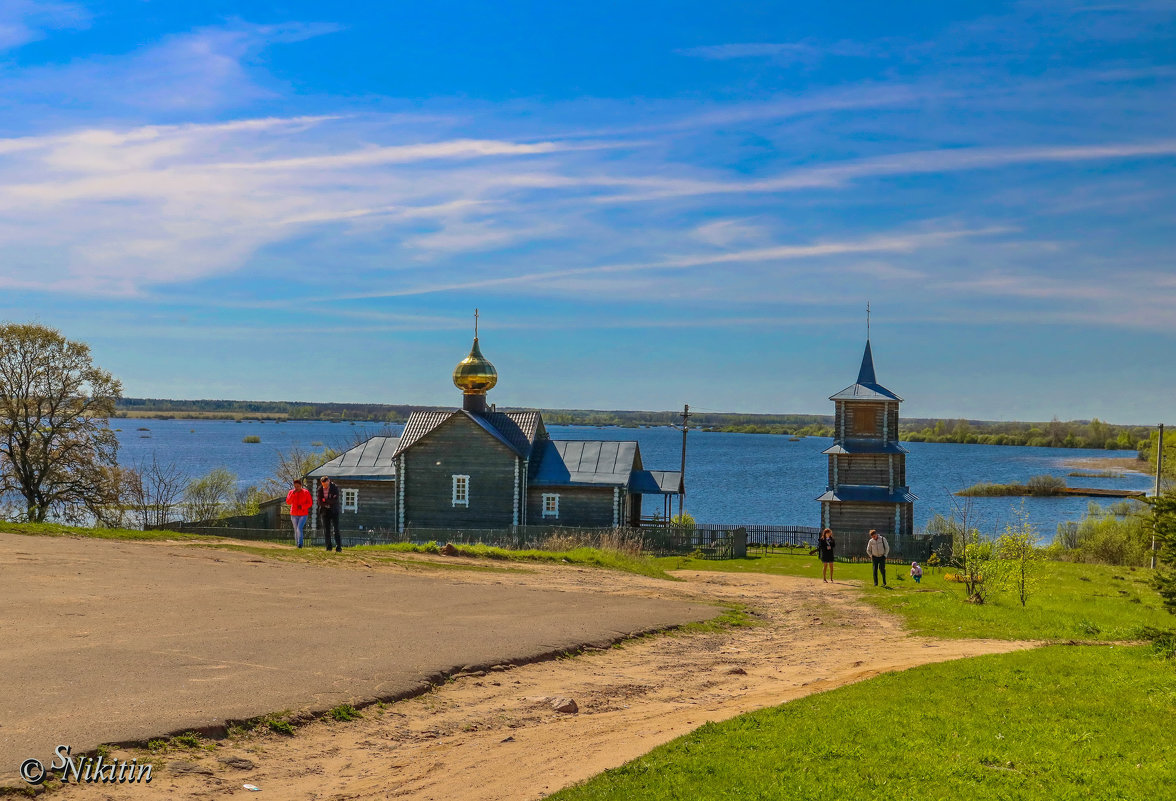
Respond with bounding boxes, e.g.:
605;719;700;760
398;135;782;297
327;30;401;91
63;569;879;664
869;560;1169;641
673;602;758;635
266;717;295;736
329;704;362;722
550;645;1176;801
198;542;526;574
359;542;672;579
0;521;197;540
3;522;670;579
658;552;1171;641
172;732;202;748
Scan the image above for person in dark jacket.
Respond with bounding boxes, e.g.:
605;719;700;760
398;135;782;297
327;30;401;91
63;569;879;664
318;476;342;552
815;528;836;582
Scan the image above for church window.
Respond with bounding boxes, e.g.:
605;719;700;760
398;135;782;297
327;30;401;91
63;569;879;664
851;404;882;436
542;493;560;518
452;475;470;507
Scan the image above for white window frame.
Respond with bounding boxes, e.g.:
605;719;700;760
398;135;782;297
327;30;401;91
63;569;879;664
342;488;359;512
542;493;560;518
452;475;470;507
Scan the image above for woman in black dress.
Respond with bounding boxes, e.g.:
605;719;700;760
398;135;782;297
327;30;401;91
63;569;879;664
817;528;835;582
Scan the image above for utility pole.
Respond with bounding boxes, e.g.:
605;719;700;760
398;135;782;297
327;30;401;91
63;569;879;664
678;403;690;520
1154;423;1165;569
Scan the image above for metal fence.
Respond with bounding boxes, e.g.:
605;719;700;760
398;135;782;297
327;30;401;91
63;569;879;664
827;531;954;565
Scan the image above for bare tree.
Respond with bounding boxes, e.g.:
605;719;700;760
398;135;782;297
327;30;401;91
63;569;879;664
79;464;136;529
0;323;121;522
260;445;341;498
128;455;188;528
942;497;1006;604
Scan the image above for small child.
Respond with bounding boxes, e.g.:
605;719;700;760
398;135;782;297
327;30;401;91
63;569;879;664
911;562;923;583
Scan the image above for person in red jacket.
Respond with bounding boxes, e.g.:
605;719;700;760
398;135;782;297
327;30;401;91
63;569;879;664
285;478;313;548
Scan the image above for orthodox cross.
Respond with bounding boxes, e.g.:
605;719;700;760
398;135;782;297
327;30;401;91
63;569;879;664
866;301;871;339
474;308;479;338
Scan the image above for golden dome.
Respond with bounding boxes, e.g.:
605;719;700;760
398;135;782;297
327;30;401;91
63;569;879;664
452;337;497;395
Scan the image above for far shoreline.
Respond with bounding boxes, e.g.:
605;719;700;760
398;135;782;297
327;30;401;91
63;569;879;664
112;416;1151;459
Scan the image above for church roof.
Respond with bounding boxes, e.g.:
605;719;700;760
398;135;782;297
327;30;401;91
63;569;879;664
393;409;547;459
394;411;454;455
308;436;400;479
822;440;909;455
482;410;545;458
628;469;684;495
829;340;903;402
531;440;638;487
815;486;918;503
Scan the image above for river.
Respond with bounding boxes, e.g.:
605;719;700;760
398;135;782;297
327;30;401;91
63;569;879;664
115;419;1154;538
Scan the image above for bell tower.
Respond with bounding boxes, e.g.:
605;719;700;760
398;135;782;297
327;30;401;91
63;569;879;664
817;325;916;540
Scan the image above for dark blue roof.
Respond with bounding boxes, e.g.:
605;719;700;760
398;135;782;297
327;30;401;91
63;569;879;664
815;486;918;503
309;436;400;479
829;340;903;402
857;339;877;384
822;440;908;455
629;469;683;495
531;440;637;486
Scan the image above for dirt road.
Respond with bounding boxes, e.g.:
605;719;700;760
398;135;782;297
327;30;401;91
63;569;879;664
19;542;1032;800
0;533;716;783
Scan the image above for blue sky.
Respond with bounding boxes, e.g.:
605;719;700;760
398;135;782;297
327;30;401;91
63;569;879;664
1;1;1174;423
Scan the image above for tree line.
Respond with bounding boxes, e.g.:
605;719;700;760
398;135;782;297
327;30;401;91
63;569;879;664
119;397;1159;453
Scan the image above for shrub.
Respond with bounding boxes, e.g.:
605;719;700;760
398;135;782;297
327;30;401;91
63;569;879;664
242;435;261;443
1052;502;1152;566
1026;474;1067;496
956;482;1015;497
998;510;1042;607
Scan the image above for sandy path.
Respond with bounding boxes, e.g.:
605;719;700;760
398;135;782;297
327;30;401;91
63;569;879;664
47;555;1032;800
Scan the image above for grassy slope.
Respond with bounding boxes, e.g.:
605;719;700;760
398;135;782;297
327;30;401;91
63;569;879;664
551;645;1176;801
554;553;1176;800
0;521;200;541
656;552;1170;640
0;523;670;579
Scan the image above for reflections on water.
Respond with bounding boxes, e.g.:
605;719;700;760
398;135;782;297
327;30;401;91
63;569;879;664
115;420;1153;538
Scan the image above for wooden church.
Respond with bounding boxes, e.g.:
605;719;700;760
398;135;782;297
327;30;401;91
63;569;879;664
816;339;917;539
306;325;683;533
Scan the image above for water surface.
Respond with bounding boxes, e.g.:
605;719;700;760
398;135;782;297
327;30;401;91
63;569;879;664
115;420;1152;538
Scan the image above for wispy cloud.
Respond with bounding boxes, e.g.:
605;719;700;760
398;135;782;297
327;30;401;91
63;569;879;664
324;227;1005;301
0;20;342;112
592;140;1176;202
0;0;88;51
678;40;874;63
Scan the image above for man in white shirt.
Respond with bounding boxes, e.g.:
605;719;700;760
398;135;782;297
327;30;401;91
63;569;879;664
865;529;890;587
